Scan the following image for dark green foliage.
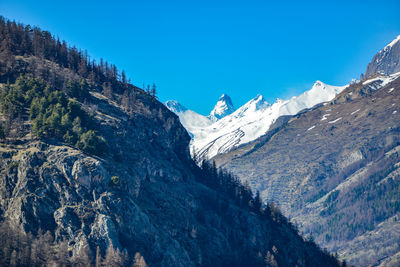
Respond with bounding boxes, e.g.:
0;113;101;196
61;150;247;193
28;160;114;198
0;82;25;120
77;130;108;156
199;160;273;216
65;79;90;100
0;75;107;155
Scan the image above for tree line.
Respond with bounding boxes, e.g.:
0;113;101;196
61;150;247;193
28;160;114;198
0;75;107;156
0;16;157;101
0;16;126;87
0;220;148;267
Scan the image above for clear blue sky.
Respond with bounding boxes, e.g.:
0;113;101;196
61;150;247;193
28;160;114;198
1;0;400;115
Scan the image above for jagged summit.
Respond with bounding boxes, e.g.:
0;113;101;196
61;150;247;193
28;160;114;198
234;94;270;117
365;34;400;78
209;93;235;121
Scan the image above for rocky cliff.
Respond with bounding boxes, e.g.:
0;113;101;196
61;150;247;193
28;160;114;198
364;35;400;78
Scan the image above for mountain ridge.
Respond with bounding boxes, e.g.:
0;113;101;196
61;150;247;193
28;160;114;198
166;80;347;161
365;34;400;78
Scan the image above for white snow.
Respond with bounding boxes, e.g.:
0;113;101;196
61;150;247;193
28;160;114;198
208;94;235;122
328;117;342;124
388;88;394;93
164;100;213;139
321;114;331;121
307;126;316;131
188;80;347;160
384;35;400;50
362;72;400;87
393;110;397;115
351;109;360;115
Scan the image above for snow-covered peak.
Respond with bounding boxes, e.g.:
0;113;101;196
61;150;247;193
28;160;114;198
234;94;270;117
313;80;324;87
165;100;187;114
190;80;348;160
209;94;235;121
277;81;346;115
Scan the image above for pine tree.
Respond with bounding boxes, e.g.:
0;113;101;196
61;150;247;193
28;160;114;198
254;190;262;213
121;70;127;85
151;83;157;98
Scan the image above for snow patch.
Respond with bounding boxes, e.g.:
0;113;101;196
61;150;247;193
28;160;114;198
388;88;394;93
328;117;342;124
351;109;360;115
393;110;397;115
321;114;331;121
363;72;400;87
307;125;316;131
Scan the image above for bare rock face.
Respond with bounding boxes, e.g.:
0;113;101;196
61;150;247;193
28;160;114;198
365;35;400;78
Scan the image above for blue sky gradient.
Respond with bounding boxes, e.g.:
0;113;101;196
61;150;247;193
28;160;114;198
1;0;400;114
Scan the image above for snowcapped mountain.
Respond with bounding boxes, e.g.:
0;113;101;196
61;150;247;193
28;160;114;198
365;34;400;78
191;81;347;160
166;82;348;161
208;94;235;121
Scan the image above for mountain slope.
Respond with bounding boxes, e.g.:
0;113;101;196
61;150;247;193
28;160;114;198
213;72;400;266
191;81;347;160
0;17;340;267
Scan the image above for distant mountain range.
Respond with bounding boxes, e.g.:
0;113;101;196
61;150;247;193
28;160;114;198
166;81;347;161
166;35;400;163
